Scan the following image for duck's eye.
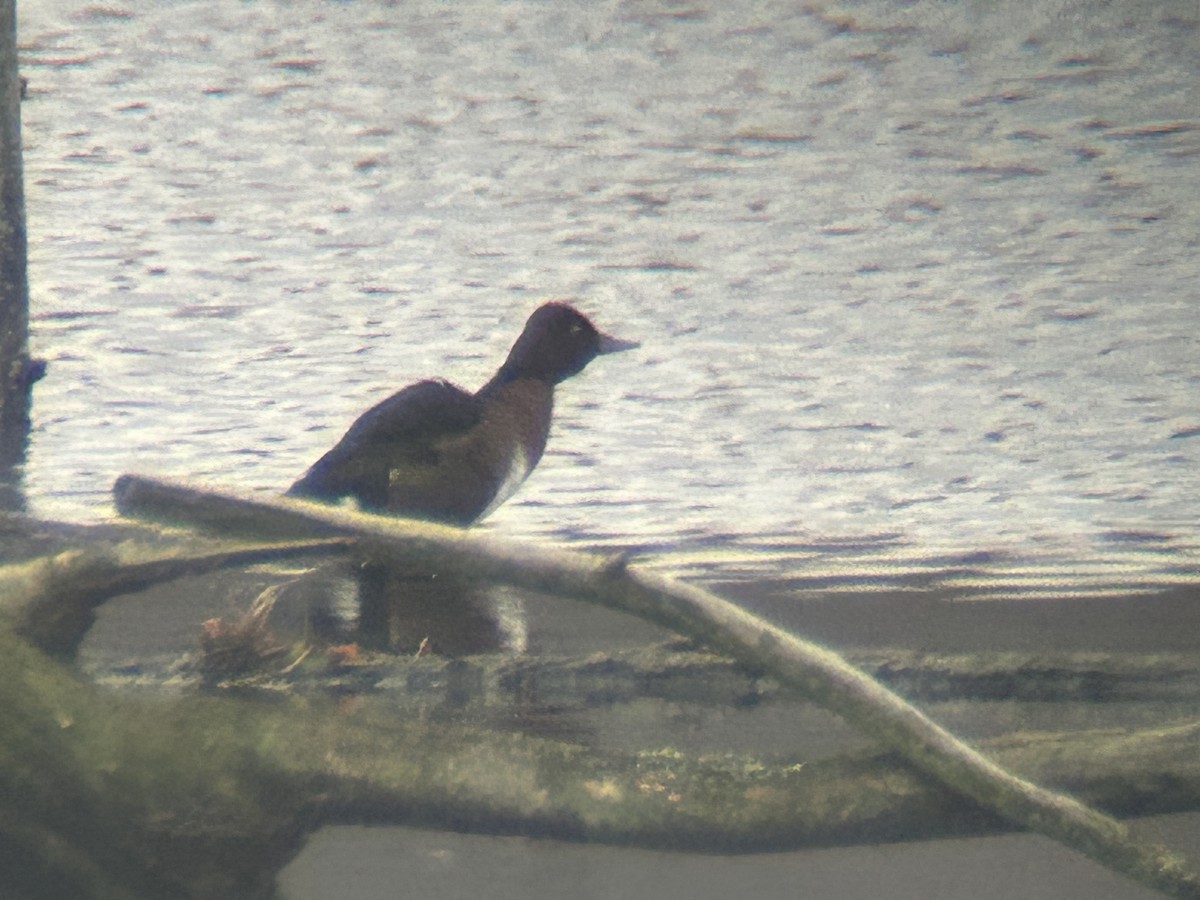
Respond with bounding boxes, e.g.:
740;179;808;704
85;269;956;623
569;323;583;336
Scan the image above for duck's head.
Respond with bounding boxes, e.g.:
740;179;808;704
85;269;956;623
500;302;639;384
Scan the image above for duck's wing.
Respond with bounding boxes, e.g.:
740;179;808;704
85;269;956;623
288;379;481;510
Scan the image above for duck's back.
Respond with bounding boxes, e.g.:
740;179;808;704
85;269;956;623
288;379;482;515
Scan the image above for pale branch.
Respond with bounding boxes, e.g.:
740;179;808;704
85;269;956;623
113;474;1200;899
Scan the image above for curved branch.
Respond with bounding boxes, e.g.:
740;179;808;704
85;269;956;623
114;474;1200;899
0;535;352;658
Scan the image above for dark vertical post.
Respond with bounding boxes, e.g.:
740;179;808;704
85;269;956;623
0;0;38;509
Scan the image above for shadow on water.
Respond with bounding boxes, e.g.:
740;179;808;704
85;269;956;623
0;465;23;512
278;561;525;657
0;356;48;512
0;362;45;514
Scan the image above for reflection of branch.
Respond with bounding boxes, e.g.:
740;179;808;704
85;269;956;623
95;640;1200;708
113;474;1200;899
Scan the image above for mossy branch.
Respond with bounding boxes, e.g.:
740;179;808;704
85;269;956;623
0;536;352;658
5;616;1200;900
111;474;1200;899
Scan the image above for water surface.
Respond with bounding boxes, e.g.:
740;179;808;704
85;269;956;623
20;0;1200;590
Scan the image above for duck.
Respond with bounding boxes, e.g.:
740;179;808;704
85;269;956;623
288;301;638;524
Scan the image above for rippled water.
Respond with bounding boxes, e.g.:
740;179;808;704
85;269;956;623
18;0;1200;585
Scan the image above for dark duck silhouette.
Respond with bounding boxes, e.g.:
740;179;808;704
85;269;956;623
285;302;638;655
289;301;638;524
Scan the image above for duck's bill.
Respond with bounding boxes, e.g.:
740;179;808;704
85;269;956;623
598;333;640;354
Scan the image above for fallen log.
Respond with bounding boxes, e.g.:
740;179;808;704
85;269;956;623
4;618;1200;900
110;474;1200;899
